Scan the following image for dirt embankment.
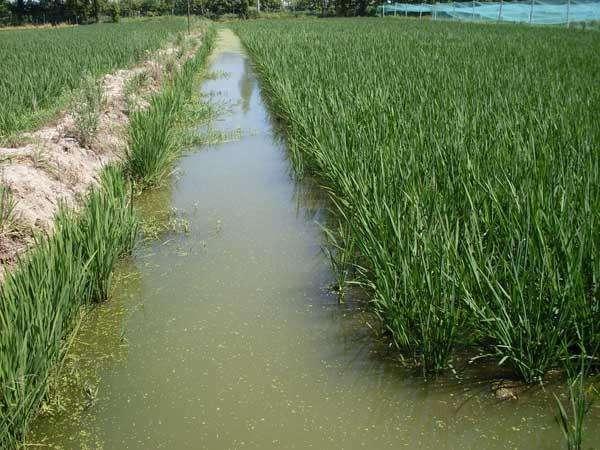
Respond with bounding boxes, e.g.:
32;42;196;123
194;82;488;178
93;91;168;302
0;32;203;280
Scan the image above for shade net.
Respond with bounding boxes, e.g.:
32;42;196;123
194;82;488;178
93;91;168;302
376;1;600;24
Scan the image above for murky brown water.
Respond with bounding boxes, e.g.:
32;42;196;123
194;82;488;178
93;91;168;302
28;29;599;449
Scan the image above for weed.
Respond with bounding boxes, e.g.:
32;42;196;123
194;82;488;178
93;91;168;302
125;71;151;99
71;74;105;148
0;185;16;234
124;70;152;113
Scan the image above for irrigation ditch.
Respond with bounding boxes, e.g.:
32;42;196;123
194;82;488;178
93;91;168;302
15;27;600;449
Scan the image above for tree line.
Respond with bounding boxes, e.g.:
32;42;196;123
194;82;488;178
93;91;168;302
0;0;282;25
0;0;379;26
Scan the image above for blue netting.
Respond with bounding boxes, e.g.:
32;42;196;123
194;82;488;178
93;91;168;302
376;1;600;24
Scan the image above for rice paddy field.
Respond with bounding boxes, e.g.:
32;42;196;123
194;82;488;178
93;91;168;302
1;14;600;450
0;17;188;140
233;18;600;380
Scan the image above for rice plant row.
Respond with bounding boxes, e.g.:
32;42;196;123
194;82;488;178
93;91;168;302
0;167;138;448
232;18;600;381
127;25;217;187
0;17;188;139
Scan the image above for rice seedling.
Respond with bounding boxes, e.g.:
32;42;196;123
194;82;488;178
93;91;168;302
0;17;188;140
232;19;600;377
555;373;589;450
0;166;137;449
555;350;597;450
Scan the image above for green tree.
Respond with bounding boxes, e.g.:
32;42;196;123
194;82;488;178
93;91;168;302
0;0;9;16
199;0;237;16
253;0;280;11
65;0;89;22
12;0;26;23
91;0;101;21
105;0;120;21
239;0;249;17
0;0;10;24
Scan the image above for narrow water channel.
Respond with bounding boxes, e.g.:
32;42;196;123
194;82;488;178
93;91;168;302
29;29;586;449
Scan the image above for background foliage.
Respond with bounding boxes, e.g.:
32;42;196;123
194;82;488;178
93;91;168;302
0;0;384;26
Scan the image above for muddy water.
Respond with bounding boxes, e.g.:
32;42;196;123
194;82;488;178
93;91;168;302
28;29;596;449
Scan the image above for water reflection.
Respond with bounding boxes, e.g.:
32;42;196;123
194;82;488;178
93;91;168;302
239;57;256;114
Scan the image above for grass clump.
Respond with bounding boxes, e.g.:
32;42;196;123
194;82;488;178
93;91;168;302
71;73;105;148
0;166;137;449
124;70;152;113
232;18;600;378
0;186;16;234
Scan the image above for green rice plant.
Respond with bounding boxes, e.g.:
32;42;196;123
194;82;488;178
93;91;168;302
462;204;576;381
126;25;216;188
127;90;183;187
76;167;138;302
232;19;600;376
556;374;588;450
321;217;358;301
555;352;597;450
0;17;189;141
0;166;137;449
0;212;87;448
